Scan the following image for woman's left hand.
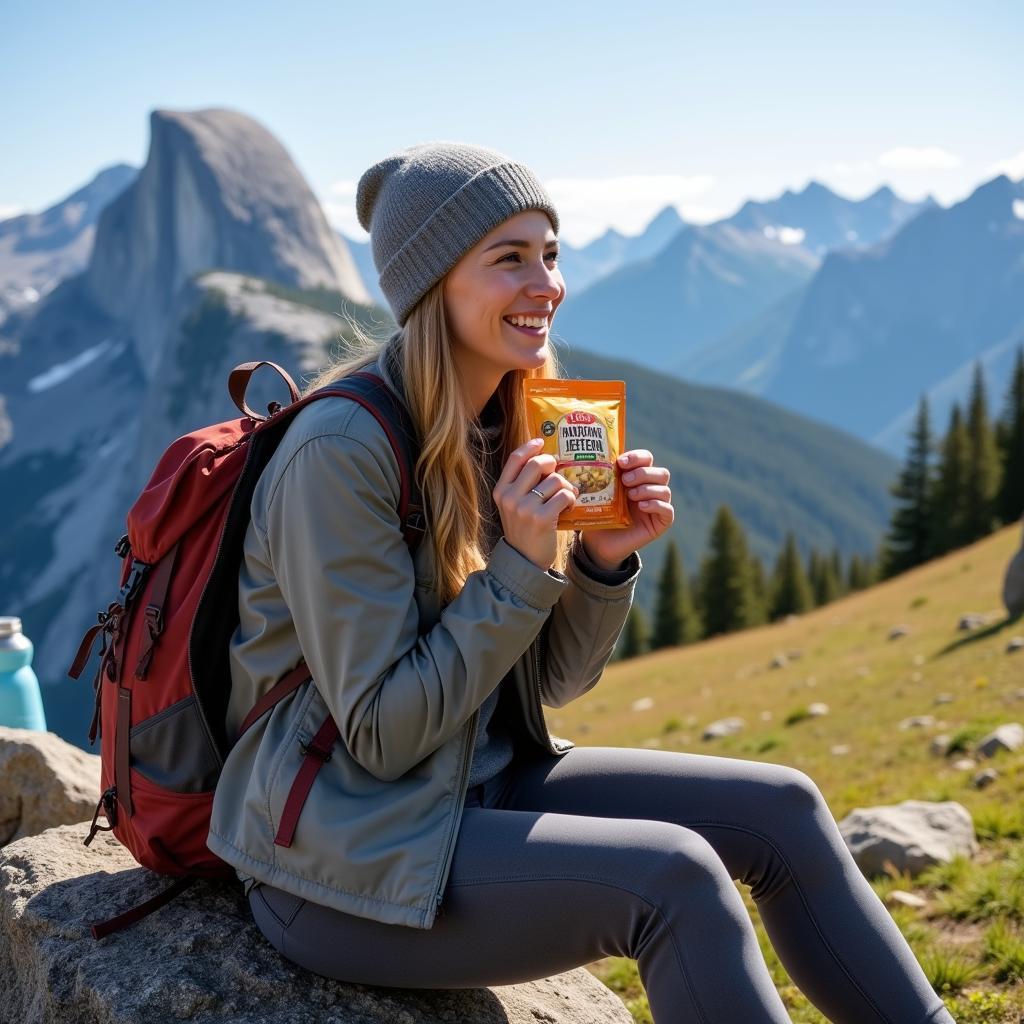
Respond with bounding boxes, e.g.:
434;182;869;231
579;449;674;570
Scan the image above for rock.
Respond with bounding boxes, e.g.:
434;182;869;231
886;890;927;909
972;768;999;789
889;625;911;640
899;715;936;731
830;744;851;756
837;800;978;877
702;717;745;740
958;613;990;631
976;723;1024;758
787;649;803;660
630;697;654;712
0;727;100;847
1007;636;1024;654
770;654;788;669
807;703;829;717
934;693;954;705
930;735;952;757
952;758;977;771
1004;520;1024;618
0;825;632;1024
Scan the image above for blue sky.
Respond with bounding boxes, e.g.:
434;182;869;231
3;1;1021;246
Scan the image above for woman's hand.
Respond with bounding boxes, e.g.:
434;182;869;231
580;449;674;570
494;438;579;572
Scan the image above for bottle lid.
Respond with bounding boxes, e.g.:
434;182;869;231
0;617;23;638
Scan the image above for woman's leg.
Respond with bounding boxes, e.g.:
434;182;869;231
249;791;792;1023
497;745;954;1024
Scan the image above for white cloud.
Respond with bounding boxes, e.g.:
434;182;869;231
0;204;25;221
1012;198;1024;221
989;149;1024;182
321;173;720;249
545;173;716;246
876;146;962;170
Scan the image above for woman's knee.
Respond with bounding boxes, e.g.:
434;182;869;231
637;821;739;905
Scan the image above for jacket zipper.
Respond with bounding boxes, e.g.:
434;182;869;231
434;708;479;907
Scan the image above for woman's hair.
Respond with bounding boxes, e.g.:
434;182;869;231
301;279;573;605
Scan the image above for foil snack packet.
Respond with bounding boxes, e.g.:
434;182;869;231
523;378;630;531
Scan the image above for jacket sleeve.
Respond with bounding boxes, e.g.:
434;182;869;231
263;426;568;782
537;532;642;709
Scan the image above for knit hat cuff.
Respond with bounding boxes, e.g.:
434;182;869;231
379;160;560;325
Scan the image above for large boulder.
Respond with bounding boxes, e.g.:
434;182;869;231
838;800;977;876
0;824;632;1024
1005;519;1024;618
0;728;100;846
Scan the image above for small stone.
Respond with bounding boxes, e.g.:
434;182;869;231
702;717;746;741
808;702;830;717
934;693;954;705
889;625;911;640
1007;637;1024;654
930;735;952;757
770;654;788;669
899;715;936;730
972;768;999;789
831;744;851;756
886;890;927;908
958;613;989;631
787;649;803;660
630;697;654;712
976;723;1024;758
952;758;977;771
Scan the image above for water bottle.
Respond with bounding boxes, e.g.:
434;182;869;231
0;616;48;731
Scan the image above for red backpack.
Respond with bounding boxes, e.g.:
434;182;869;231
66;359;425;937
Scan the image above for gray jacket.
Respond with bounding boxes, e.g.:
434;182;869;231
207;353;642;929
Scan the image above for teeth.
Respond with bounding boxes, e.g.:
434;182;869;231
506;315;547;328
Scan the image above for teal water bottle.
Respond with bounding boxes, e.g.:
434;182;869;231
0;616;47;731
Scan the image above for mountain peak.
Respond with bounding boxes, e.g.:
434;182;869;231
84;106;370;379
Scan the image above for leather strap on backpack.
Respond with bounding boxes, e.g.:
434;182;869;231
273;714;340;848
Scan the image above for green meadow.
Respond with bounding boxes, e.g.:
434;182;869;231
549;523;1024;1022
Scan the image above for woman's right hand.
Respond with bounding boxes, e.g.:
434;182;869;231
493;438;578;571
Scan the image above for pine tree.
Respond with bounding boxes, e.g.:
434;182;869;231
651;540;697;648
963;362;1001;541
847;554;868;591
929;403;970;555
749;553;768;624
697;506;760;637
997;346;1024;525
619;605;649;659
829;548;847;597
881;396;934;578
768;532;814;619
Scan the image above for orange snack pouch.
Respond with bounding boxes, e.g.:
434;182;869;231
523;378;630;531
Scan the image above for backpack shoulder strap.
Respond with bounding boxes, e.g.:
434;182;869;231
307;371;426;554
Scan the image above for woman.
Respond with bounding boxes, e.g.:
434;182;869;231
208;143;954;1023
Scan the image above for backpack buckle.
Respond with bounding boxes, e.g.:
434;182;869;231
299;737;333;763
119;561;152;605
114;534;131;559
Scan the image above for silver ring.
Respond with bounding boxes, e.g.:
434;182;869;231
529;487;545;499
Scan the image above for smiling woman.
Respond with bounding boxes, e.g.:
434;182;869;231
210;141;955;1024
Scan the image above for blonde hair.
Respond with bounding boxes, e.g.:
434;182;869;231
302;281;573;605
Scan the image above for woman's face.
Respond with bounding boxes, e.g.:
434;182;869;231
442;209;565;398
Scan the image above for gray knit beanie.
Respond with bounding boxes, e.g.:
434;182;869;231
356;141;560;326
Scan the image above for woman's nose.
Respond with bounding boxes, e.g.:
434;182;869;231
526;261;563;299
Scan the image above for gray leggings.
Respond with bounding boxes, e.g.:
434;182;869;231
248;745;954;1024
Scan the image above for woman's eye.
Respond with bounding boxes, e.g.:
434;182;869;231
500;251;561;264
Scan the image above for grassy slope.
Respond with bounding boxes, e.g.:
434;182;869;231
550;523;1024;1022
